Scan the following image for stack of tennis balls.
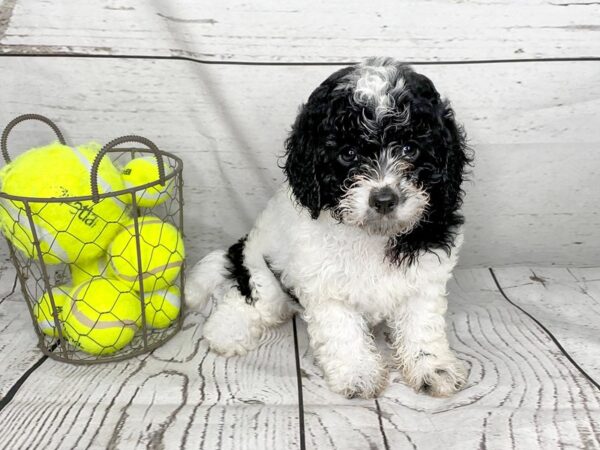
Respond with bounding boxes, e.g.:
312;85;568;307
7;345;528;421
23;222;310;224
57;214;184;354
2;145;185;356
114;156;182;330
57;157;184;354
0;142;129;265
107;215;184;329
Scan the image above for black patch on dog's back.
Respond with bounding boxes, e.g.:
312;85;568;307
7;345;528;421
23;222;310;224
226;236;253;304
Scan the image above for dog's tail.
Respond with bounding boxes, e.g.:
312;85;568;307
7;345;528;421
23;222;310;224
184;249;230;311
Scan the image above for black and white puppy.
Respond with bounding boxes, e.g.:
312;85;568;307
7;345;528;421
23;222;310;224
186;57;471;399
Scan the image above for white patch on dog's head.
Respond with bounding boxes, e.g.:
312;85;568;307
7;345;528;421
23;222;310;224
345;58;411;129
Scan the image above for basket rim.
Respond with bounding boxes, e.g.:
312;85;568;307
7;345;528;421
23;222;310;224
0;148;184;204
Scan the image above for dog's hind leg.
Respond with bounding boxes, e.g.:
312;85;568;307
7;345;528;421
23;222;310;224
202;236;297;357
185;249;231;311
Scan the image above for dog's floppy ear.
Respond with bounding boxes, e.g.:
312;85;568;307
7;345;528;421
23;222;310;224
284;101;322;219
284;66;355;219
403;69;470;210
387;70;472;265
437;101;470;213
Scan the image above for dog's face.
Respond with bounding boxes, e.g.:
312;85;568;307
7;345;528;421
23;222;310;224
284;58;470;263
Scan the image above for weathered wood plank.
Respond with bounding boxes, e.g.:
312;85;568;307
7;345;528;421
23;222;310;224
0;262;43;400
493;267;600;381
295;318;388;449
2;259;599;448
377;269;600;449
0;303;301;449
295;268;600;448
1;0;600;62
1;57;599;267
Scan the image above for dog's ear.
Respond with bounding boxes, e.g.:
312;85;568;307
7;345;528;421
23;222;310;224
284;66;356;219
386;70;472;265
403;69;471;210
438;102;470;212
284;100;323;219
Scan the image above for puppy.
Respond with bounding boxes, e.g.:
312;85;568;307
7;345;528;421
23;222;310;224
186;57;471;399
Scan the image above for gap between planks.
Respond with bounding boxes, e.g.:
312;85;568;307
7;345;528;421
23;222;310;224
1;51;600;67
489;268;600;391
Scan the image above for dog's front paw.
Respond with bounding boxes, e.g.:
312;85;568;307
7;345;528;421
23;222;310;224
402;352;467;397
323;355;389;399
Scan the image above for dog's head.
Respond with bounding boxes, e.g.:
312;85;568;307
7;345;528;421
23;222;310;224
284;57;471;264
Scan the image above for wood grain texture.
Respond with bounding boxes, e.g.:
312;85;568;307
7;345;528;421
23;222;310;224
493;266;600;380
295;268;600;449
1;264;599;448
376;269;600;449
1;57;599;267
295;318;389;449
1;0;600;62
0;301;301;449
0;263;42;399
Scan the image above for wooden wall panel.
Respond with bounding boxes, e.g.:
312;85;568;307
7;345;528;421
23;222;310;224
2;0;600;62
1;57;598;266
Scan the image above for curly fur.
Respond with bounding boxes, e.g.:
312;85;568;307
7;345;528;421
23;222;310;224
186;58;471;399
284;57;471;265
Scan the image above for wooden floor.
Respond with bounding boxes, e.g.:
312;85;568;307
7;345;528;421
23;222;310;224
0;263;598;449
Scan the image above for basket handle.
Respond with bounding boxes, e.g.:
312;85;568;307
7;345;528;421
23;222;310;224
91;135;166;203
1;114;66;164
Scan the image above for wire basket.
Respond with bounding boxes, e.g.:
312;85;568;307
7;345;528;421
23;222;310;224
0;114;186;364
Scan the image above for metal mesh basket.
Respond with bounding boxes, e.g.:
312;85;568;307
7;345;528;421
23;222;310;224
0;114;186;364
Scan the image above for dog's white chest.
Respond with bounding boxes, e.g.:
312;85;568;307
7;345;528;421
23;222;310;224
255;188;457;319
299;223;409;310
258;190;414;316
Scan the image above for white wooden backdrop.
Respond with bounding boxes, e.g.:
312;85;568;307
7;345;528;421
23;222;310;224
1;0;600;267
0;2;600;449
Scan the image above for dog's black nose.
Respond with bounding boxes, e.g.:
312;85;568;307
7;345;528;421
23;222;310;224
369;188;400;215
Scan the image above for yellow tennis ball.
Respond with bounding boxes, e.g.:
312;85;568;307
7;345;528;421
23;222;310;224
108;216;185;292
144;285;181;329
61;278;141;355
70;255;112;285
121;156;174;208
0;142;130;264
33;285;70;337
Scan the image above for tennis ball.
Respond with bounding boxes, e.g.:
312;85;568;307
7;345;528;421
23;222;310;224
61;278;142;355
108;216;185;292
121;156;174;208
70;255;112;285
0;142;130;264
33;285;70;337
143;285;181;329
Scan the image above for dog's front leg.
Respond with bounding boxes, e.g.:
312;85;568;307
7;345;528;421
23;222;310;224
390;292;467;397
304;301;388;398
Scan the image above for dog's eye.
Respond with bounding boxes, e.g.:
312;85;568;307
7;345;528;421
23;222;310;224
400;144;419;161
339;147;358;165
